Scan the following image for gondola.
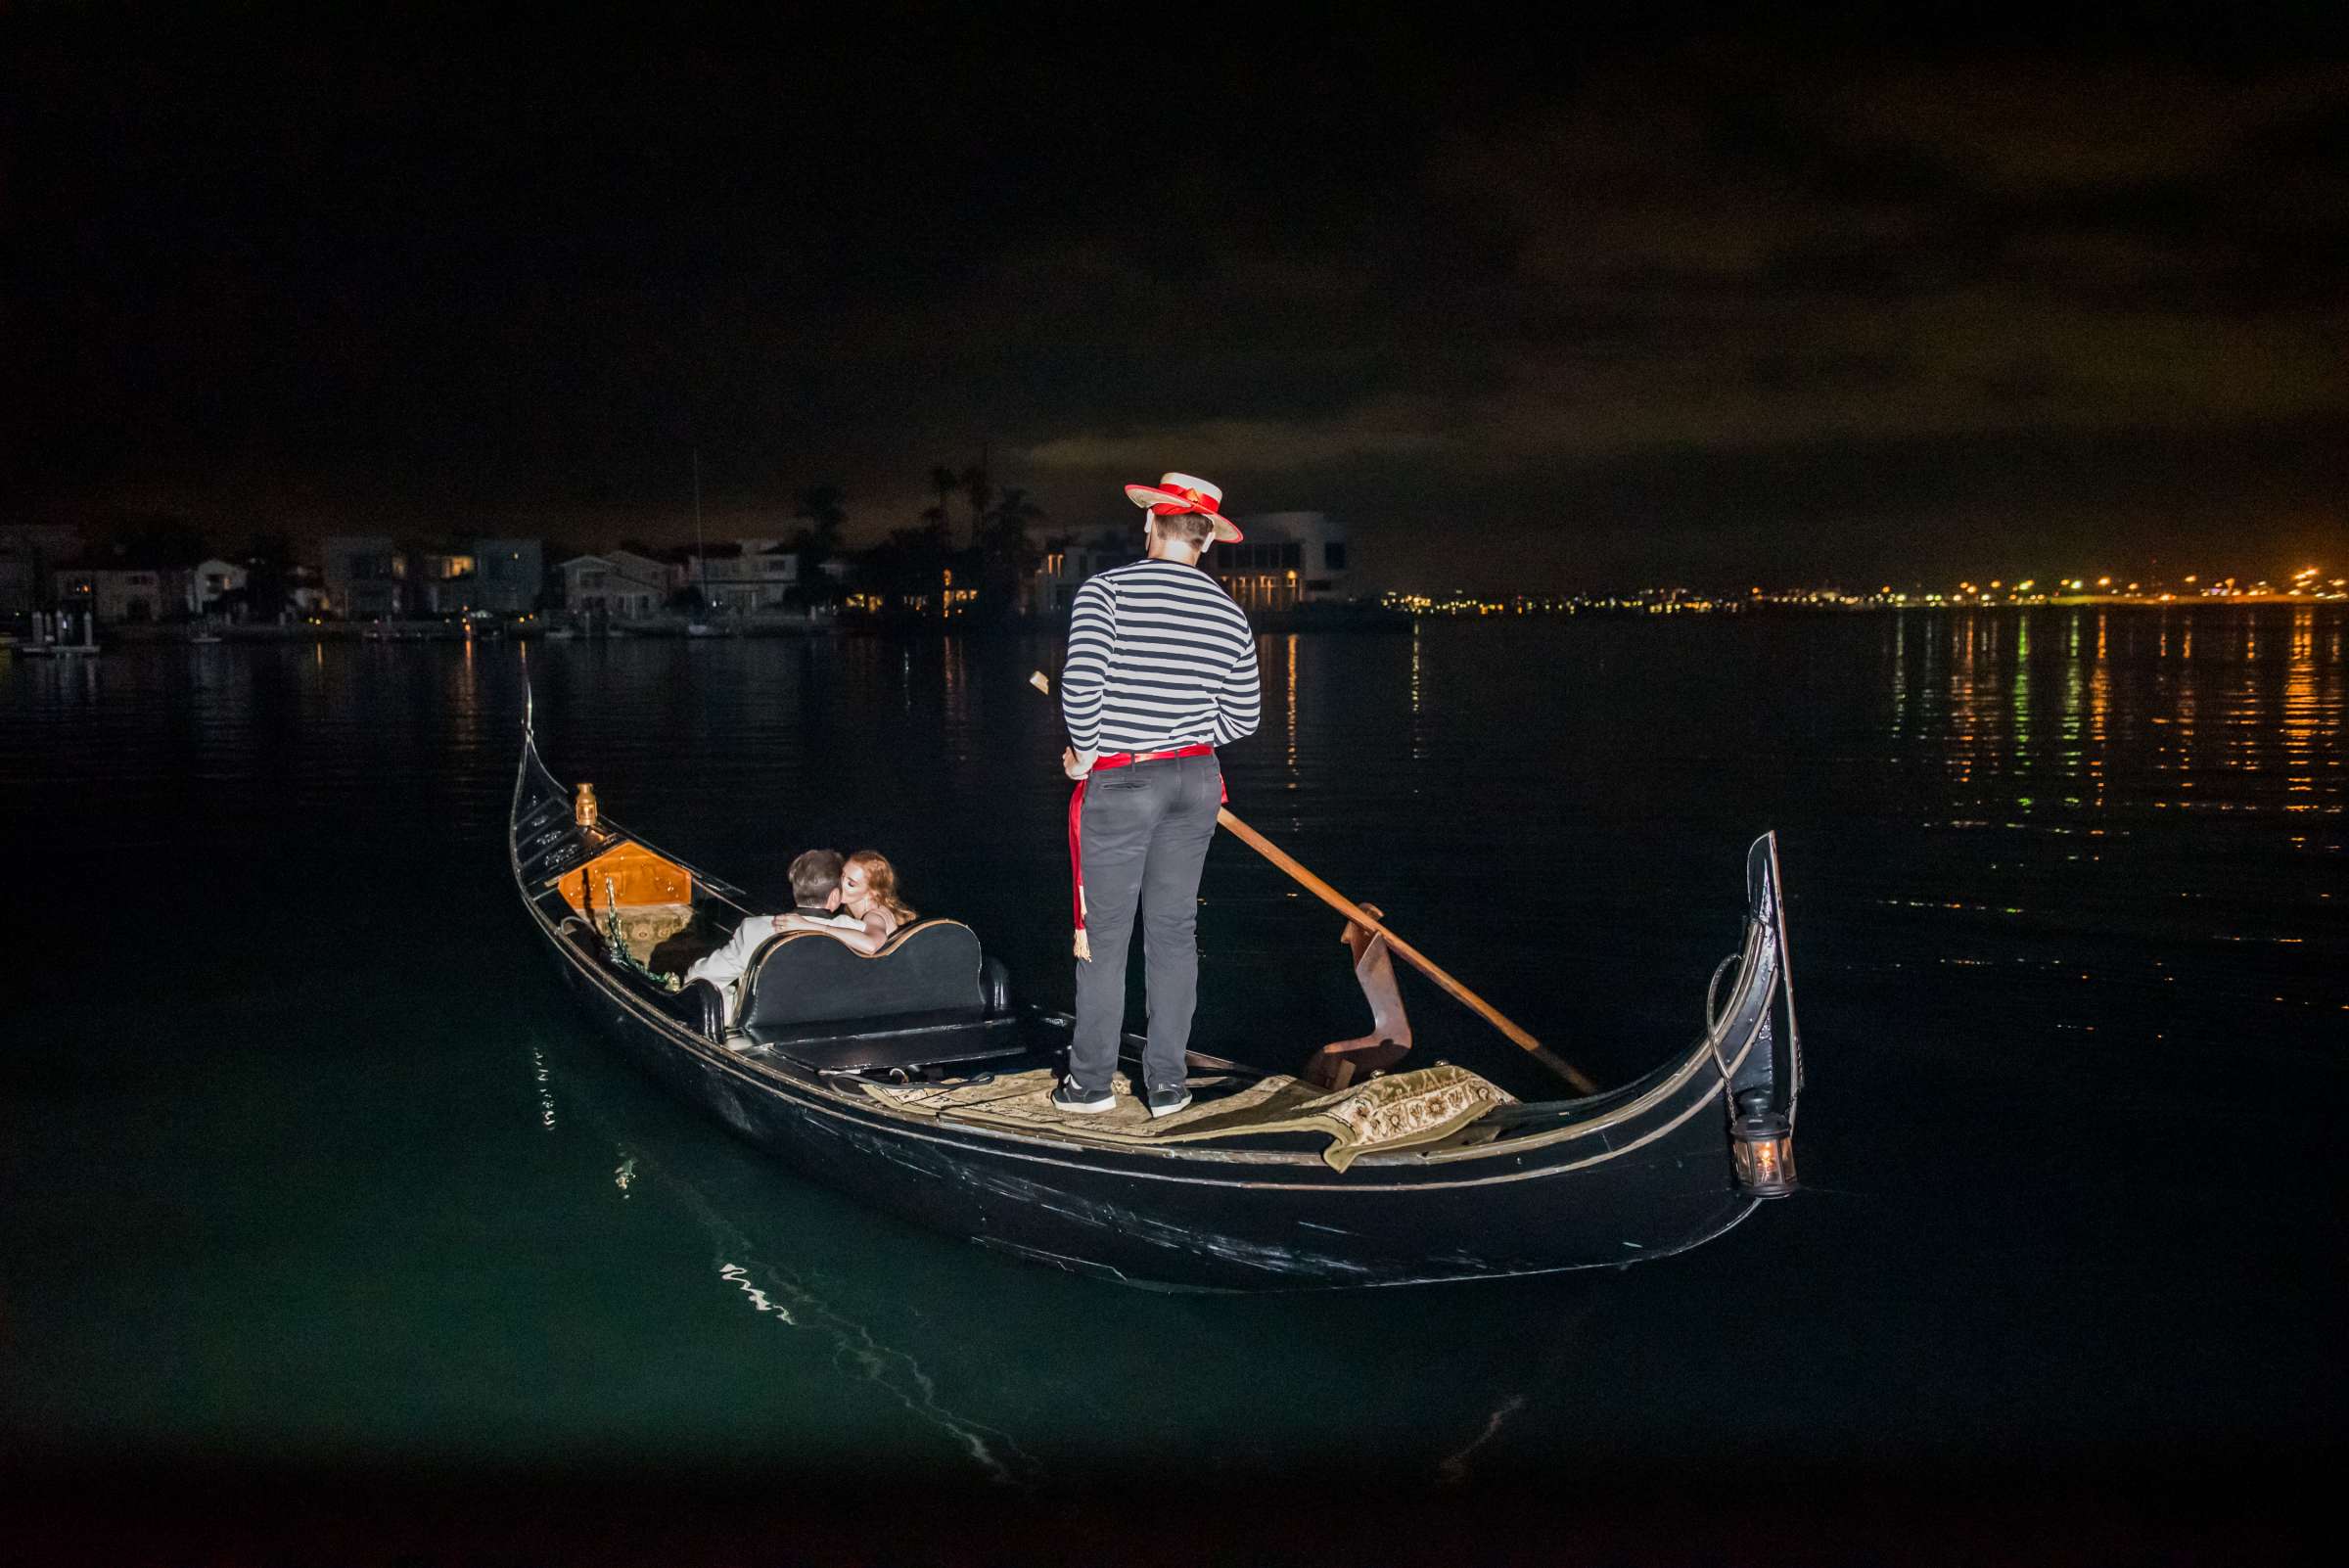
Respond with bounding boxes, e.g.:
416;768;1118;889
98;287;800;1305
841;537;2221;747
509;706;1803;1291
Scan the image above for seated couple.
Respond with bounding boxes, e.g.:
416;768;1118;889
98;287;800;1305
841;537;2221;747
681;848;916;1016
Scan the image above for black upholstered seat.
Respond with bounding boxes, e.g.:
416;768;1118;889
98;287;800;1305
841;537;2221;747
735;919;1021;1072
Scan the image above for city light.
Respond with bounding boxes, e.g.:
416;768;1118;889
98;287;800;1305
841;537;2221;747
1376;563;2346;617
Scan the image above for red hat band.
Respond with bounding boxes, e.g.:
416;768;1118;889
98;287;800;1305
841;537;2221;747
1149;486;1222;518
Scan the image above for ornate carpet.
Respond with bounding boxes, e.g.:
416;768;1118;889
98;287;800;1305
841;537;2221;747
865;1062;1516;1172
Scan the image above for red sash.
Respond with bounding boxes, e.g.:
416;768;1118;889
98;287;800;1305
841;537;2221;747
1067;745;1223;945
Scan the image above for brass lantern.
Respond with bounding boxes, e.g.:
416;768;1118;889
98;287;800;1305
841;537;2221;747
1729;1089;1797;1198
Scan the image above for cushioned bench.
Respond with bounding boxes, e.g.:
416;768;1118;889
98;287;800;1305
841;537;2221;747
681;917;1020;1074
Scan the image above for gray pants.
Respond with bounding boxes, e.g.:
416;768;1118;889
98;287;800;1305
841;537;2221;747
1070;752;1221;1095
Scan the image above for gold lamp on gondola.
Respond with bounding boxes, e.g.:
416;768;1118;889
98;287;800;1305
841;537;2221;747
1729;1088;1797;1198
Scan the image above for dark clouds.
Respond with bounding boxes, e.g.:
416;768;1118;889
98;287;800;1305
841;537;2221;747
6;6;2344;587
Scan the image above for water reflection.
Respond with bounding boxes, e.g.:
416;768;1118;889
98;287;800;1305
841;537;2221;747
1891;604;2344;827
530;1035;1037;1484
1285;631;1299;776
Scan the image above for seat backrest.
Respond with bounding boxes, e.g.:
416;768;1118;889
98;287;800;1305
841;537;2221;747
740;918;987;1033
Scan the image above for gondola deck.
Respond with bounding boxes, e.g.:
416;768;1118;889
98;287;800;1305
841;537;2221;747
511;712;1803;1289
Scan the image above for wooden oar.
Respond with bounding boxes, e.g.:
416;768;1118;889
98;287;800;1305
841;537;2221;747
1032;670;1597;1094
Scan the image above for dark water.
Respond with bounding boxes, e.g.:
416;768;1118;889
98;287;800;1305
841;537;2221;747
3;611;2341;1526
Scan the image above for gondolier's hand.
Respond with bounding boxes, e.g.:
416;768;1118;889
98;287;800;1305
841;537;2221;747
1062;746;1093;780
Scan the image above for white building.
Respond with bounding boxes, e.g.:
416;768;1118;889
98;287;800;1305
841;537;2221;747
682;539;801;611
1022;533;1140;616
1023;510;1358;616
1207;511;1355;613
557;553;672;620
190;558;248;617
53;564;190;623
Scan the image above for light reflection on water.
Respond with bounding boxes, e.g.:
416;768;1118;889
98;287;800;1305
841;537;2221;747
1892;606;2345;825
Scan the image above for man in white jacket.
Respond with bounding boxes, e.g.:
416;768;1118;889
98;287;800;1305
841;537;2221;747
682;849;860;1025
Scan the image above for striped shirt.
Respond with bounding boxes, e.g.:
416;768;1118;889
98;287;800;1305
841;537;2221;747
1062;559;1262;755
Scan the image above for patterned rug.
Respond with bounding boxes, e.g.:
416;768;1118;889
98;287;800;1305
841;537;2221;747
865;1063;1516;1172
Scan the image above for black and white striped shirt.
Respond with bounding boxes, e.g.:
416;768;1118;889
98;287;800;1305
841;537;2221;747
1062;559;1262;755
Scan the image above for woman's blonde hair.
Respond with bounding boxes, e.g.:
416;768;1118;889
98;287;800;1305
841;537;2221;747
846;851;917;925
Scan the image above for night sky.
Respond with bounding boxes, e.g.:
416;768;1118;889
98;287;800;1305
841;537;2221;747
8;5;2344;590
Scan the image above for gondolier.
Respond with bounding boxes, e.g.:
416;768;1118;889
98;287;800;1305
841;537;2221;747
1055;472;1262;1119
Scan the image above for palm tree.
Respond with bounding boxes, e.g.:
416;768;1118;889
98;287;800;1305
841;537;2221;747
793;483;849;549
972;486;1045;621
960;463;994;549
980;486;1044;569
929;465;960;545
789;484;850;607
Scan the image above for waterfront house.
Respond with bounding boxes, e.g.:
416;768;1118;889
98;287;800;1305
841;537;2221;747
191;558;248;618
321;535;407;620
411;549;479;616
472;538;544;615
52;560;194;623
1206;511;1356;613
1021;531;1140;616
556;553;671;620
411;538;546;616
1021;511;1357;616
286;565;328;618
607;548;682;598
681;539;801;612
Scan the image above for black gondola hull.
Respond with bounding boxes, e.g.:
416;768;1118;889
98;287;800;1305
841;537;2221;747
515;726;1800;1290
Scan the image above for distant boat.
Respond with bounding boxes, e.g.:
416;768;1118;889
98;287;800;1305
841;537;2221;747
686;621;727;638
189;631;224;645
542;626;578;641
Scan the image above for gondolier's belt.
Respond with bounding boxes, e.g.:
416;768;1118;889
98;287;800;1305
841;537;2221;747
1090;743;1218;772
1067;745;1223;953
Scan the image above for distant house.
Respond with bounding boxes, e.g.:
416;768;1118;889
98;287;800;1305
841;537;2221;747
557;554;670;619
190;558;248;618
472;538;544;614
322;535;406;620
390;538;549;617
681;539;801;611
410;549;479;616
607;548;681;596
286;565;328;617
53;563;191;623
1206;512;1356;612
1021;530;1143;616
1020;513;1357;617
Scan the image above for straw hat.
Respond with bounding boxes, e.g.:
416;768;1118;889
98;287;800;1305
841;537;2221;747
1123;472;1243;543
